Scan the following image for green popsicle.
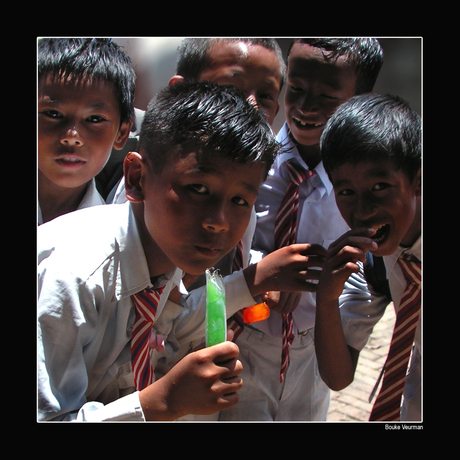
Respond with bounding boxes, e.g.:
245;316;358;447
205;269;227;347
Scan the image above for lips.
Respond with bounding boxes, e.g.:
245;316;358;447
54;154;87;169
195;246;223;258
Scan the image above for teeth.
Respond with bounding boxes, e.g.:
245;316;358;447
61;157;83;162
294;118;322;127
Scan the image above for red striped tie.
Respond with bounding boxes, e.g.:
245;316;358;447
131;286;165;391
275;160;315;383
369;252;421;421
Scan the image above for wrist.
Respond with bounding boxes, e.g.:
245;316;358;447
139;379;181;422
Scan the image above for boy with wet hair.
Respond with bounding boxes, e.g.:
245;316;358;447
38;81;279;421
38;38;134;224
316;93;421;421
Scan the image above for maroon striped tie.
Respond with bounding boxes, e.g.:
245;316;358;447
131;286;165;391
369;252;421;421
275;160;314;383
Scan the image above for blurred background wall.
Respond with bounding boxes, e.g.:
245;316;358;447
113;37;422;134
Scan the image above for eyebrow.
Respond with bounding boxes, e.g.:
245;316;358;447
333;166;393;188
186;164;259;196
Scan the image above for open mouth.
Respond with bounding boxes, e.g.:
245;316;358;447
293;117;324;130
371;224;390;244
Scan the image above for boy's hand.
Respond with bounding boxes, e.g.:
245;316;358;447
263;291;302;314
139;335;243;421
318;228;377;302
245;243;326;297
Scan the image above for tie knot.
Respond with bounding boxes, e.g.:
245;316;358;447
133;286;165;324
398;252;421;288
286;160;314;186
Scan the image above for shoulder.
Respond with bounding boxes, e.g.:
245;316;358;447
38;204;129;280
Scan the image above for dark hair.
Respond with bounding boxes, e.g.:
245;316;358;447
321;93;421;182
176;38;286;88
38;38;136;124
139;81;280;175
288;38;384;94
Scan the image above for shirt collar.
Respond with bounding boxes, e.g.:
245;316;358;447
115;203;181;300
383;234;422;279
275;122;333;196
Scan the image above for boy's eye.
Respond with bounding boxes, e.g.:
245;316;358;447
42;109;62;119
372;182;390;191
189;184;208;195
232;196;248;207
337;188;354;196
86;115;107;123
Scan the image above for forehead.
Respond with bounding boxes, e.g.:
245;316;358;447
288;42;357;87
330;160;407;188
38;75;118;108
200;41;283;83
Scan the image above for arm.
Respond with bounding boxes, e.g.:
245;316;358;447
315;228;377;391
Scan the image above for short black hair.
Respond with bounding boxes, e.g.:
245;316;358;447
139;81;280;175
38;38;136;124
176;38;286;88
321;93;421;182
288;38;384;94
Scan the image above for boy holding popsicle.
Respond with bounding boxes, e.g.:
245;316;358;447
38;81;278;421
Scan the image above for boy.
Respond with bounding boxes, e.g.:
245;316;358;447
38;38;134;224
316;93;421;421
220;38;384;421
109;37;285;209
170;38;285;126
37;81;279;421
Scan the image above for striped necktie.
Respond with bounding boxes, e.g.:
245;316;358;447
275;160;315;383
369;252;421;421
131;285;165;391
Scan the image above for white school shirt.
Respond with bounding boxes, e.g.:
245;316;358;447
251;123;350;336
37;202;183;421
38;178;105;225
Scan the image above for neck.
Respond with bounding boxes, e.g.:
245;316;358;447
131;202;176;278
38;170;88;223
290;133;321;170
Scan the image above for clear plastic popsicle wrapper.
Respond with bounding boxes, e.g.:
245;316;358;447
206;268;227;347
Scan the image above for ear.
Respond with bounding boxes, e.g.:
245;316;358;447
124;152;144;203
113;119;134;150
168;75;185;87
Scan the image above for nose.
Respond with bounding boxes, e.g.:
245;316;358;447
353;193;378;222
60;126;83;147
298;90;319;114
202;202;230;233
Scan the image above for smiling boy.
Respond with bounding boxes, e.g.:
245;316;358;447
38;38;134;224
37;81;280;421
316;93;421;421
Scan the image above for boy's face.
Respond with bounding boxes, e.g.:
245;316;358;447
198;42;282;125
129;150;267;276
331;159;421;256
38;76;131;190
285;43;358;147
